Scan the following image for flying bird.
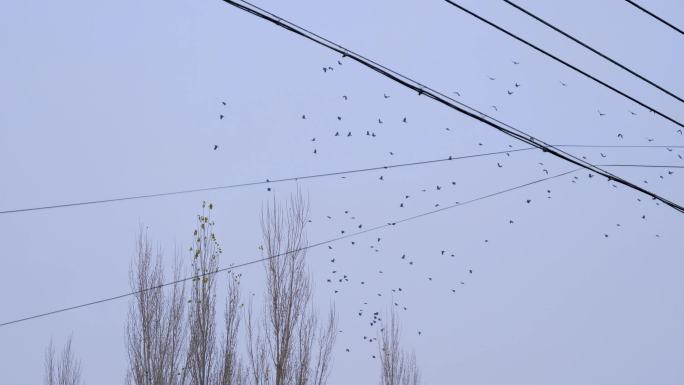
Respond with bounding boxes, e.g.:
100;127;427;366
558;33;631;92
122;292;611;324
213;145;218;150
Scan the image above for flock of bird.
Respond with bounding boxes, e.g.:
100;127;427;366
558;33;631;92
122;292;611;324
213;52;681;359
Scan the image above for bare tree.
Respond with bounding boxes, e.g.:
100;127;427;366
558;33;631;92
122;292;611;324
186;203;220;385
126;228;187;385
44;336;83;385
378;308;421;385
217;273;246;385
247;192;337;385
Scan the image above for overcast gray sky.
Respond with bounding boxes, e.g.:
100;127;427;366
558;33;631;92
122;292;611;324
1;0;684;384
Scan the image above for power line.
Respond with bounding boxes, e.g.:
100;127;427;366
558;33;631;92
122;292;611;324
0;148;534;215
624;0;684;36
441;0;684;130
600;164;684;169
220;0;684;214
1;145;680;216
0;169;577;328
503;0;684;104
553;144;684;148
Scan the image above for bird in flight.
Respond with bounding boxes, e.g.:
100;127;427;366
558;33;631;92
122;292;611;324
514;82;521;88
507;90;514;95
488;76;496;80
512;60;519;65
453;91;461;96
301;114;306;119
383;93;390;99
221;101;227;106
219;114;224;120
402;117;407;123
559;80;567;87
213;145;218;150
598;109;606;116
491;105;498;111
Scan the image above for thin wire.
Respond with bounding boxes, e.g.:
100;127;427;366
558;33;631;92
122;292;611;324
442;0;684;130
0;148;534;215
0;169;577;328
624;0;684;36
554;144;684;148
221;0;684;214
2;145;681;215
503;0;684;103
599;164;684;169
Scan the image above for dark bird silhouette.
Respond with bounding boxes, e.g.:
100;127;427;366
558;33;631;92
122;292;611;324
219;114;224;120
600;153;607;158
313;149;317;154
378;118;383;124
598;109;606;116
515;82;521;87
491;105;498;111
213;145;218;150
560;81;567;87
402;117;407;123
337;116;342;121
322;67;327;73
617;133;623;139
497;162;503;168
337;60;342;65
453;91;461;96
335;131;339;136
221;101;227;106
512;60;519;65
347;132;352;137
383;93;390;99
677;129;682;135
507;90;514;95
488;76;496;80
629;110;637;115
302;114;306;119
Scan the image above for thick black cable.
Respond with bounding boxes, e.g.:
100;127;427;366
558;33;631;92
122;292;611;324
442;0;684;130
220;0;684;214
0;169;576;328
624;0;684;36
0;148;533;215
503;0;684;104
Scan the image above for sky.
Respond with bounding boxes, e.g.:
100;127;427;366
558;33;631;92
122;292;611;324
1;0;684;384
